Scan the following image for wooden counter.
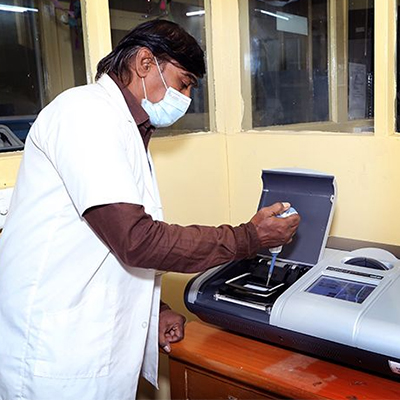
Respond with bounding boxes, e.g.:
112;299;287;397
169;321;400;400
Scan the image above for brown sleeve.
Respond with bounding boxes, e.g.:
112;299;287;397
83;203;260;273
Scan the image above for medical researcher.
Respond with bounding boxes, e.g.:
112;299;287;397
0;20;300;400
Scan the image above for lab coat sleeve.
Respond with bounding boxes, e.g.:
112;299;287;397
34;89;144;215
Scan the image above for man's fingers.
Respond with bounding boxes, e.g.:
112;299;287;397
159;332;173;353
162;344;171;353
158;309;186;352
280;202;291;211
166;325;184;342
265;202;291;217
159;324;185;353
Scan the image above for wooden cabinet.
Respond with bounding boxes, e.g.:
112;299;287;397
169;321;400;400
170;359;278;400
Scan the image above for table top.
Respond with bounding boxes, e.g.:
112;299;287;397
169;321;400;400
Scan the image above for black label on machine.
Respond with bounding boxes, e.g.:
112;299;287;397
326;266;384;280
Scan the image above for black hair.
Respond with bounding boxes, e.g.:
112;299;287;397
95;20;205;84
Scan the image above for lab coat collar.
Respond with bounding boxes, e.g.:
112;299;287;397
97;74;155;151
108;72;150;127
96;74;136;124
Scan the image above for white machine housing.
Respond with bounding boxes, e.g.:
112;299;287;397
271;247;400;362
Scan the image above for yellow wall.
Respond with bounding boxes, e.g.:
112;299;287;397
0;153;22;188
151;134;230;227
226;133;400;244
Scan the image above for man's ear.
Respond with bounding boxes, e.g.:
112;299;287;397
134;47;155;78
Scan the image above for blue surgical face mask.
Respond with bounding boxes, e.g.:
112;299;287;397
141;58;192;128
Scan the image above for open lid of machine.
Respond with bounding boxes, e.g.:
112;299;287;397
257;169;336;266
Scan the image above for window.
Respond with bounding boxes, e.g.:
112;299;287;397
0;0;86;151
241;0;374;133
108;0;209;134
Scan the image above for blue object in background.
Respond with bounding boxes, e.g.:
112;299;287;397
0;115;36;144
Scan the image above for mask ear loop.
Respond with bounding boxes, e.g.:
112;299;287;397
142;78;148;100
154;58;168;90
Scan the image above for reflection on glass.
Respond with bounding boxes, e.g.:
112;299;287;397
248;0;329;128
108;0;209;133
0;3;43;118
246;0;374;132
348;0;374;122
0;0;86;146
307;276;376;304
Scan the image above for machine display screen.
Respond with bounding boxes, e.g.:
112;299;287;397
306;276;376;304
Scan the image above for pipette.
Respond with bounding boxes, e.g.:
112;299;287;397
266;207;298;287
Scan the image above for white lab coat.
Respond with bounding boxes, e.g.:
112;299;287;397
0;75;163;400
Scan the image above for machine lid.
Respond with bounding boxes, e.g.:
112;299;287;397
257;168;336;266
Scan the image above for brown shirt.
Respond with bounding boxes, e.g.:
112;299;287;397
83;74;260;274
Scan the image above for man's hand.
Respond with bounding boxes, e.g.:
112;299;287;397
250;202;300;248
159;309;186;354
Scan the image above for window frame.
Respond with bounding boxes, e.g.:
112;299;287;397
238;0;380;134
85;0;213;135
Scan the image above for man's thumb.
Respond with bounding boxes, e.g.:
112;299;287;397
271;202;290;216
162;344;171;353
159;338;171;353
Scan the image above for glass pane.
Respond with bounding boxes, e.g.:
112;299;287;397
348;0;374;124
245;0;374;132
248;0;329;128
108;0;209;133
0;0;86;149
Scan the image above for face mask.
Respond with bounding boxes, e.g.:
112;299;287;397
141;58;192;128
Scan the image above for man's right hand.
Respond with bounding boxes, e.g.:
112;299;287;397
250;202;300;249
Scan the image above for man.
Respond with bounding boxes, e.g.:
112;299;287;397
0;20;299;400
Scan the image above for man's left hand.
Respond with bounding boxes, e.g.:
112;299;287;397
159;309;186;354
